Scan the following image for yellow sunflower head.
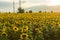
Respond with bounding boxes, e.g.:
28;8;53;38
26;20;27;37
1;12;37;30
35;28;40;33
13;26;19;32
53;22;60;27
0;29;2;33
34;22;37;25
1;32;8;37
19;28;23;33
21;20;25;24
20;33;28;39
27;21;32;25
23;26;28;31
2;26;7;31
7;27;11;31
50;21;56;26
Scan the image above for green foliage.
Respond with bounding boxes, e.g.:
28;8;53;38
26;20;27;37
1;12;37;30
29;10;32;13
18;8;25;13
0;13;60;40
39;11;42;13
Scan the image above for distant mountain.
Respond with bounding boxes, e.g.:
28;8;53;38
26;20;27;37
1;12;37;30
25;5;60;12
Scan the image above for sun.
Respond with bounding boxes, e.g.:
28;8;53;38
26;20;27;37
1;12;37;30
50;0;60;5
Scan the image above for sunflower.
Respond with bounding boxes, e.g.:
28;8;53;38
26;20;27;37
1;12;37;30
19;28;23;33
20;33;28;39
13;26;19;32
15;21;20;24
27;21;32;25
23;26;28;31
2;26;7;31
0;29;2;33
33;22;37;25
35;28;40;33
7;27;11;31
1;32;8;37
58;23;60;26
45;20;50;24
50;21;56;26
56;22;60;26
21;20;25;24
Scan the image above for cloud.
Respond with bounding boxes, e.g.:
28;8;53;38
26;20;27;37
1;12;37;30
0;0;60;12
22;2;41;8
0;1;13;12
29;0;50;3
0;2;13;8
0;0;50;12
0;0;13;2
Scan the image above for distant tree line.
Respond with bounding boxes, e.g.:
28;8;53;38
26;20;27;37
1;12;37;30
18;8;53;13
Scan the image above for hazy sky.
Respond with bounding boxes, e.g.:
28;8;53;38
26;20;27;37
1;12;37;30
0;0;60;12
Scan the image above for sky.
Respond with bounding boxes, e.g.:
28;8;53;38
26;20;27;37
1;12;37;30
0;0;60;12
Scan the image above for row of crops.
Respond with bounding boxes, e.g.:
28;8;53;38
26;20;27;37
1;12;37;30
0;13;60;40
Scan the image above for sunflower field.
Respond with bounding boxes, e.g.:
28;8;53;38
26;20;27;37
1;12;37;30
0;12;60;40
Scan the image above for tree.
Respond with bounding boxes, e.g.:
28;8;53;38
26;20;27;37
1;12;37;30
18;7;25;13
29;10;32;13
26;11;28;13
39;11;42;13
51;11;53;13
